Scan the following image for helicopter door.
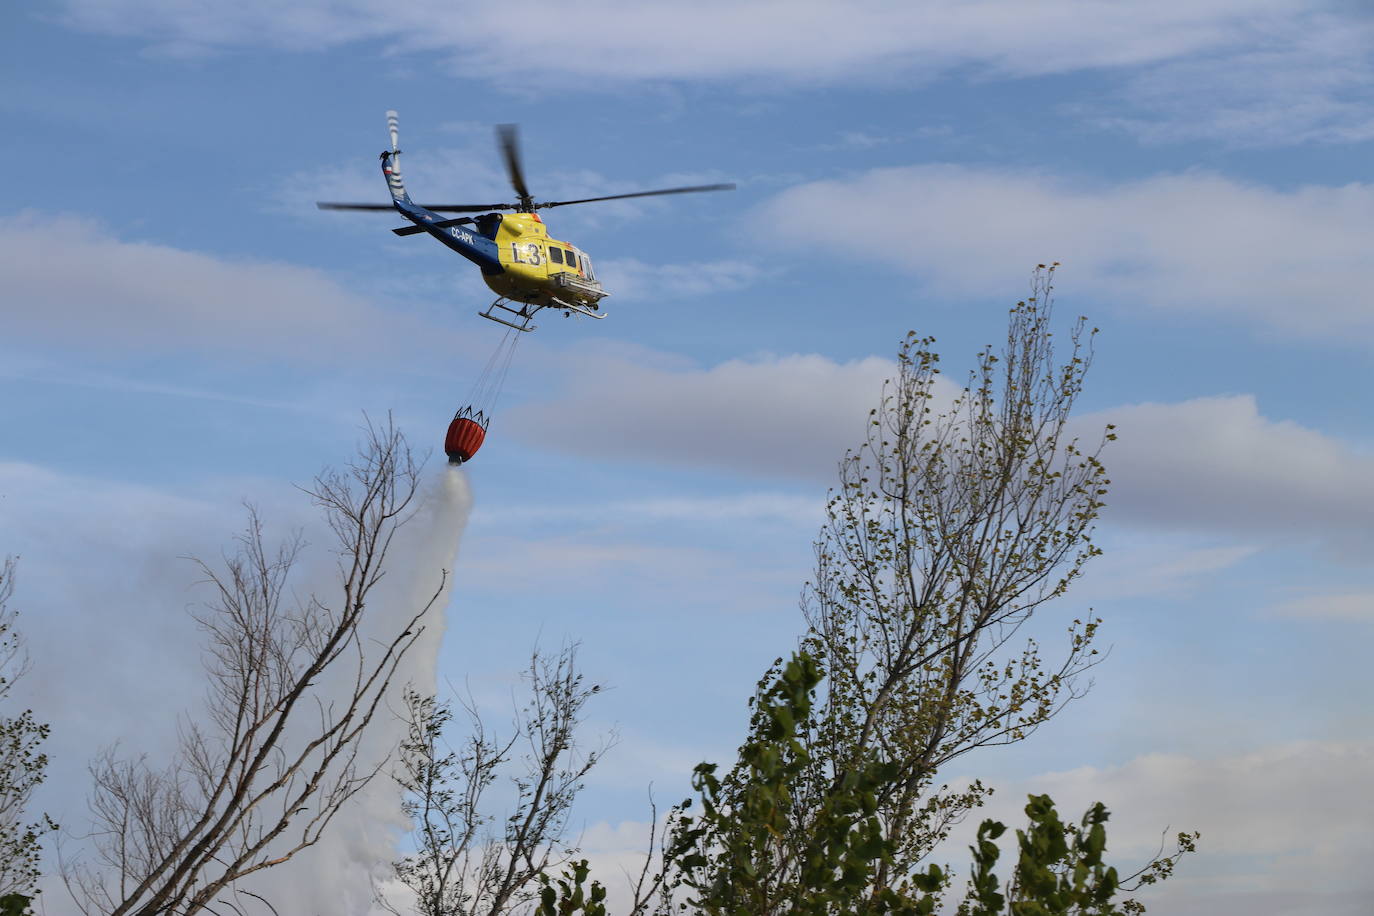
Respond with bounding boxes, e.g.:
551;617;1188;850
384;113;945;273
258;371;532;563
549;245;582;278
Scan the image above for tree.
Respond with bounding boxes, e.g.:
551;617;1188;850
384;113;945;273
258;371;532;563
540;267;1194;914
789;264;1114;885
385;643;610;916
960;793;1197;916
65;418;451;916
0;557;56;913
664;653;926;916
640;652;1193;916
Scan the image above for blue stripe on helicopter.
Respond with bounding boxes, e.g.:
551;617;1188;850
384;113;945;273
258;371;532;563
394;200;502;272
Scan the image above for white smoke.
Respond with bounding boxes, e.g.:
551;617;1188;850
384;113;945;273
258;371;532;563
228;465;473;916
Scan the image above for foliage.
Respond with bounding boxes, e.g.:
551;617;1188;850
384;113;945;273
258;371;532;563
0;557;55;910
0;893;32;916
536;861;606;916
625;267;1116;910
539;269;1194;915
664;653;940;916
533;649;1193;916
960;794;1199;916
788;265;1115;886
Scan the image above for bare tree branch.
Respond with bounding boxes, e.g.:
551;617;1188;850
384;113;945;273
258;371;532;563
65;418;449;916
386;643;611;916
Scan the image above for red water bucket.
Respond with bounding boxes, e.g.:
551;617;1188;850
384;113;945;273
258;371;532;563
444;409;488;464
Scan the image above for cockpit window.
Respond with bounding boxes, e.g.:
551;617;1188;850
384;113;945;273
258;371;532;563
563;249;577;268
548;247;564;264
580;256;595;280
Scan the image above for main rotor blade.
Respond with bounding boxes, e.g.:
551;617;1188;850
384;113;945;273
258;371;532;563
423;204;518;213
318;202;517;213
538;183;737;209
317;202;396;211
497;124;532;205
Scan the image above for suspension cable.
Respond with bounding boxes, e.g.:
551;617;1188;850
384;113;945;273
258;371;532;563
465;327;523;418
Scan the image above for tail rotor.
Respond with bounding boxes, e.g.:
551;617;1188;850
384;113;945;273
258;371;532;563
381;110;410;203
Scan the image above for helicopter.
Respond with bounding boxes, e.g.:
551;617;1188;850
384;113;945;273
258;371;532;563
318;112;735;332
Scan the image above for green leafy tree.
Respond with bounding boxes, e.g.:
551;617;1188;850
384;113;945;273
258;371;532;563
642;266;1115;910
538;651;1193;916
790;265;1114;889
536;861;606;916
961;794;1196;916
537;268;1193;915
664;653;940;916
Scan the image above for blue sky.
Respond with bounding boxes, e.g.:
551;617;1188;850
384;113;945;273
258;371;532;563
4;2;1374;914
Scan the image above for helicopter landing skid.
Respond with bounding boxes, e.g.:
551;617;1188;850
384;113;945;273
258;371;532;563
550;297;606;320
479;296;606;331
480;298;541;332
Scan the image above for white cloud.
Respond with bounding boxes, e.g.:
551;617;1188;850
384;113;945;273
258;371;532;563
597;258;765;303
473;492;824;529
617;492;821;526
51;0;1304;84
0;212;394;358
507;343;1374;540
462;536;720;588
939;741;1374;915
1088;395;1374;537
504;350;904;481
1093;11;1374;146
1272;590;1374;621
760;167;1374;341
53;2;1372;147
456;530;803;617
1072;540;1260;602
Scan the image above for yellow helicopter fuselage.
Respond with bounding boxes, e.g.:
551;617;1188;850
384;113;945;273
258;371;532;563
482;212;604;311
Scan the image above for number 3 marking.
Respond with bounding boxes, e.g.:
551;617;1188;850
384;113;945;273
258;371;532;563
512;242;543;266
